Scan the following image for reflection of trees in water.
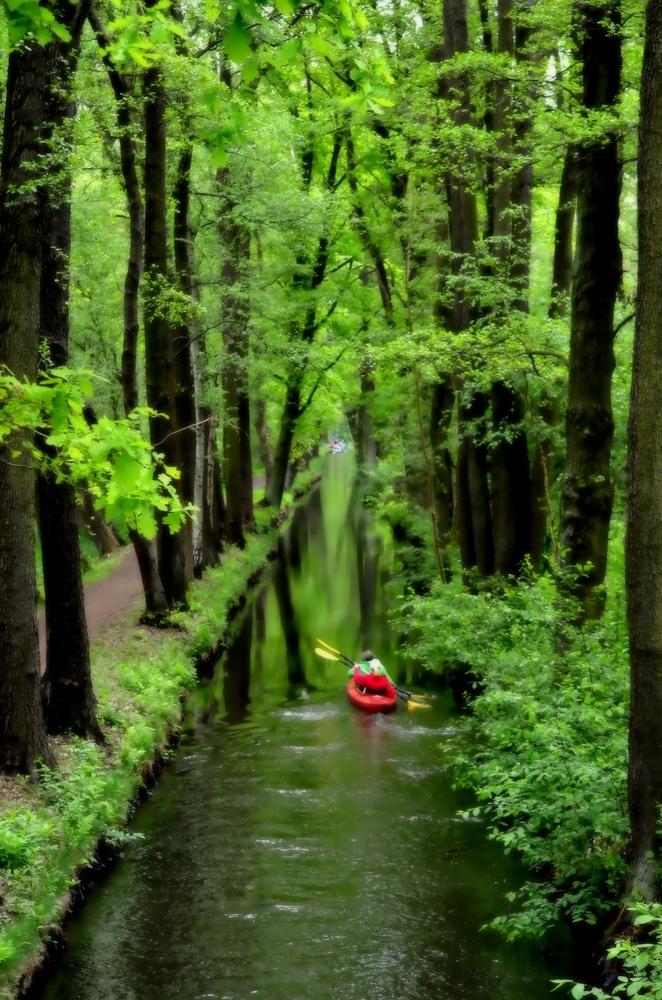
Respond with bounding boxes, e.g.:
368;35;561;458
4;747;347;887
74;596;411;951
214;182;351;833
284;502;308;573
252;586;267;699
222;603;253;724
190;679;218;732
344;485;383;655
273;536;307;690
305;486;325;562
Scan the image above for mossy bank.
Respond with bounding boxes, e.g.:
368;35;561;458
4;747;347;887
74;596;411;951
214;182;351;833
0;468;320;1000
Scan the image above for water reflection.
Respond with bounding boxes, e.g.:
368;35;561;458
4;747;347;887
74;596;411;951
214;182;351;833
222;604;253;724
273;535;307;692
36;454;580;1000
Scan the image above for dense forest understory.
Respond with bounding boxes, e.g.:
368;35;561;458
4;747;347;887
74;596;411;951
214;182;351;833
2;0;662;991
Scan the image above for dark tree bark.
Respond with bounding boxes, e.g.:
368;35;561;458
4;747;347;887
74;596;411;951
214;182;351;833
530;396;560;572
454;437;477;573
487;2;533;577
254;397;274;486
438;0;494;576
89;3;168;615
490;382;530;576
0;37;58;772
82;491;121;556
211;449;226;555
218;162;254;546
559;0;621;619
267;380;305;510
463;391;494;577
143;65;187;608
172;145;197;578
37;16;102;740
549;146;579;319
358;363;377;471
530;146;578;569
430;377;454;544
626;0;662;900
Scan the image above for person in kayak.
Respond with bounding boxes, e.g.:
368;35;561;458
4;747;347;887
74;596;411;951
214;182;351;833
349;650;396;699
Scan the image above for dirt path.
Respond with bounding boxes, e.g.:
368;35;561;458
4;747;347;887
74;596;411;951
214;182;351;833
38;475;269;670
38;546;144;671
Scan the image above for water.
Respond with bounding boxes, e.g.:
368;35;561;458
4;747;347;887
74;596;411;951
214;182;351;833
38;456;579;1000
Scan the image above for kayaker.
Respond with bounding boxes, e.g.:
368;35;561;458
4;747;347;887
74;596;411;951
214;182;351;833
349;650;396;699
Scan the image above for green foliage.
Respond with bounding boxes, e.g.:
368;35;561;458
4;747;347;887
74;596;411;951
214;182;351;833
0;367;192;538
402;567;630;939
555;904;662;999
1;0;71;47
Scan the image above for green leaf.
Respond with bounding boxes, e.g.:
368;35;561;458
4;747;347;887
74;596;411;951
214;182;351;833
111;451;143;493
224;13;251;64
242;57;260;83
50;21;72;41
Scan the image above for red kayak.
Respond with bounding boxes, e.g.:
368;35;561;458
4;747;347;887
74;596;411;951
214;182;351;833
346;678;397;714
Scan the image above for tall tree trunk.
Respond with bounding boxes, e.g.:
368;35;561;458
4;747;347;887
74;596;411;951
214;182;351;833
88;3;168;615
143;65;187;608
172;145;197;578
490;382;530;575
530;396;560;572
626;0;662;900
266;383;302;509
464;391;494;577
430;376;454;545
488;2;533;576
0;38;56;773
549;146;579;319
559;0;621;619
254;397;273;487
82;490;121;556
439;0;490;575
218;163;253;546
530;150;577;569
37;27;102;740
191;339;214;577
359;362;377;471
455;437;477;573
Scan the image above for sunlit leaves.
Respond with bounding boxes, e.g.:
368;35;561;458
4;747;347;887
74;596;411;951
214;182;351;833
2;0;71;46
0;367;192;538
225;11;251;62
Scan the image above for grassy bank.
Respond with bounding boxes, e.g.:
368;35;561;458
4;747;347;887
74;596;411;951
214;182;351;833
0;467;320;999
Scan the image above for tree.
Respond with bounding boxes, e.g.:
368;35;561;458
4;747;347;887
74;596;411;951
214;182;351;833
143;57;188;608
558;0;622;619
88;2;169;615
0;19;76;772
37;7;103;740
626;0;662;901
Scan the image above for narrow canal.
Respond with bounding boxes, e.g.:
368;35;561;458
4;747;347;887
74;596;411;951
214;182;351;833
38;456;580;1000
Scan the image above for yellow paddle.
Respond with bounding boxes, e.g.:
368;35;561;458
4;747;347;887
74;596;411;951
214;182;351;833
314;645;431;709
315;638;433;704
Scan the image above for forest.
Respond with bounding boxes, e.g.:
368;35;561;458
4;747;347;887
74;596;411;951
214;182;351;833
2;0;662;991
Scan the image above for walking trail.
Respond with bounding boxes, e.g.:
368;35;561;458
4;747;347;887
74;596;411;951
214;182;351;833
38;473;268;671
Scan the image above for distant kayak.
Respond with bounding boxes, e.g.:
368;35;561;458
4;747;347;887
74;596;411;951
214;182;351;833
346;678;397;714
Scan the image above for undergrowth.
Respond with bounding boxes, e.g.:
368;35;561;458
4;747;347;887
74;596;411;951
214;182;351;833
401;566;631;941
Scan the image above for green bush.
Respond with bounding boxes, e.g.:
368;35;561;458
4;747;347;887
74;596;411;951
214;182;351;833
555;903;662;999
402;569;630;939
